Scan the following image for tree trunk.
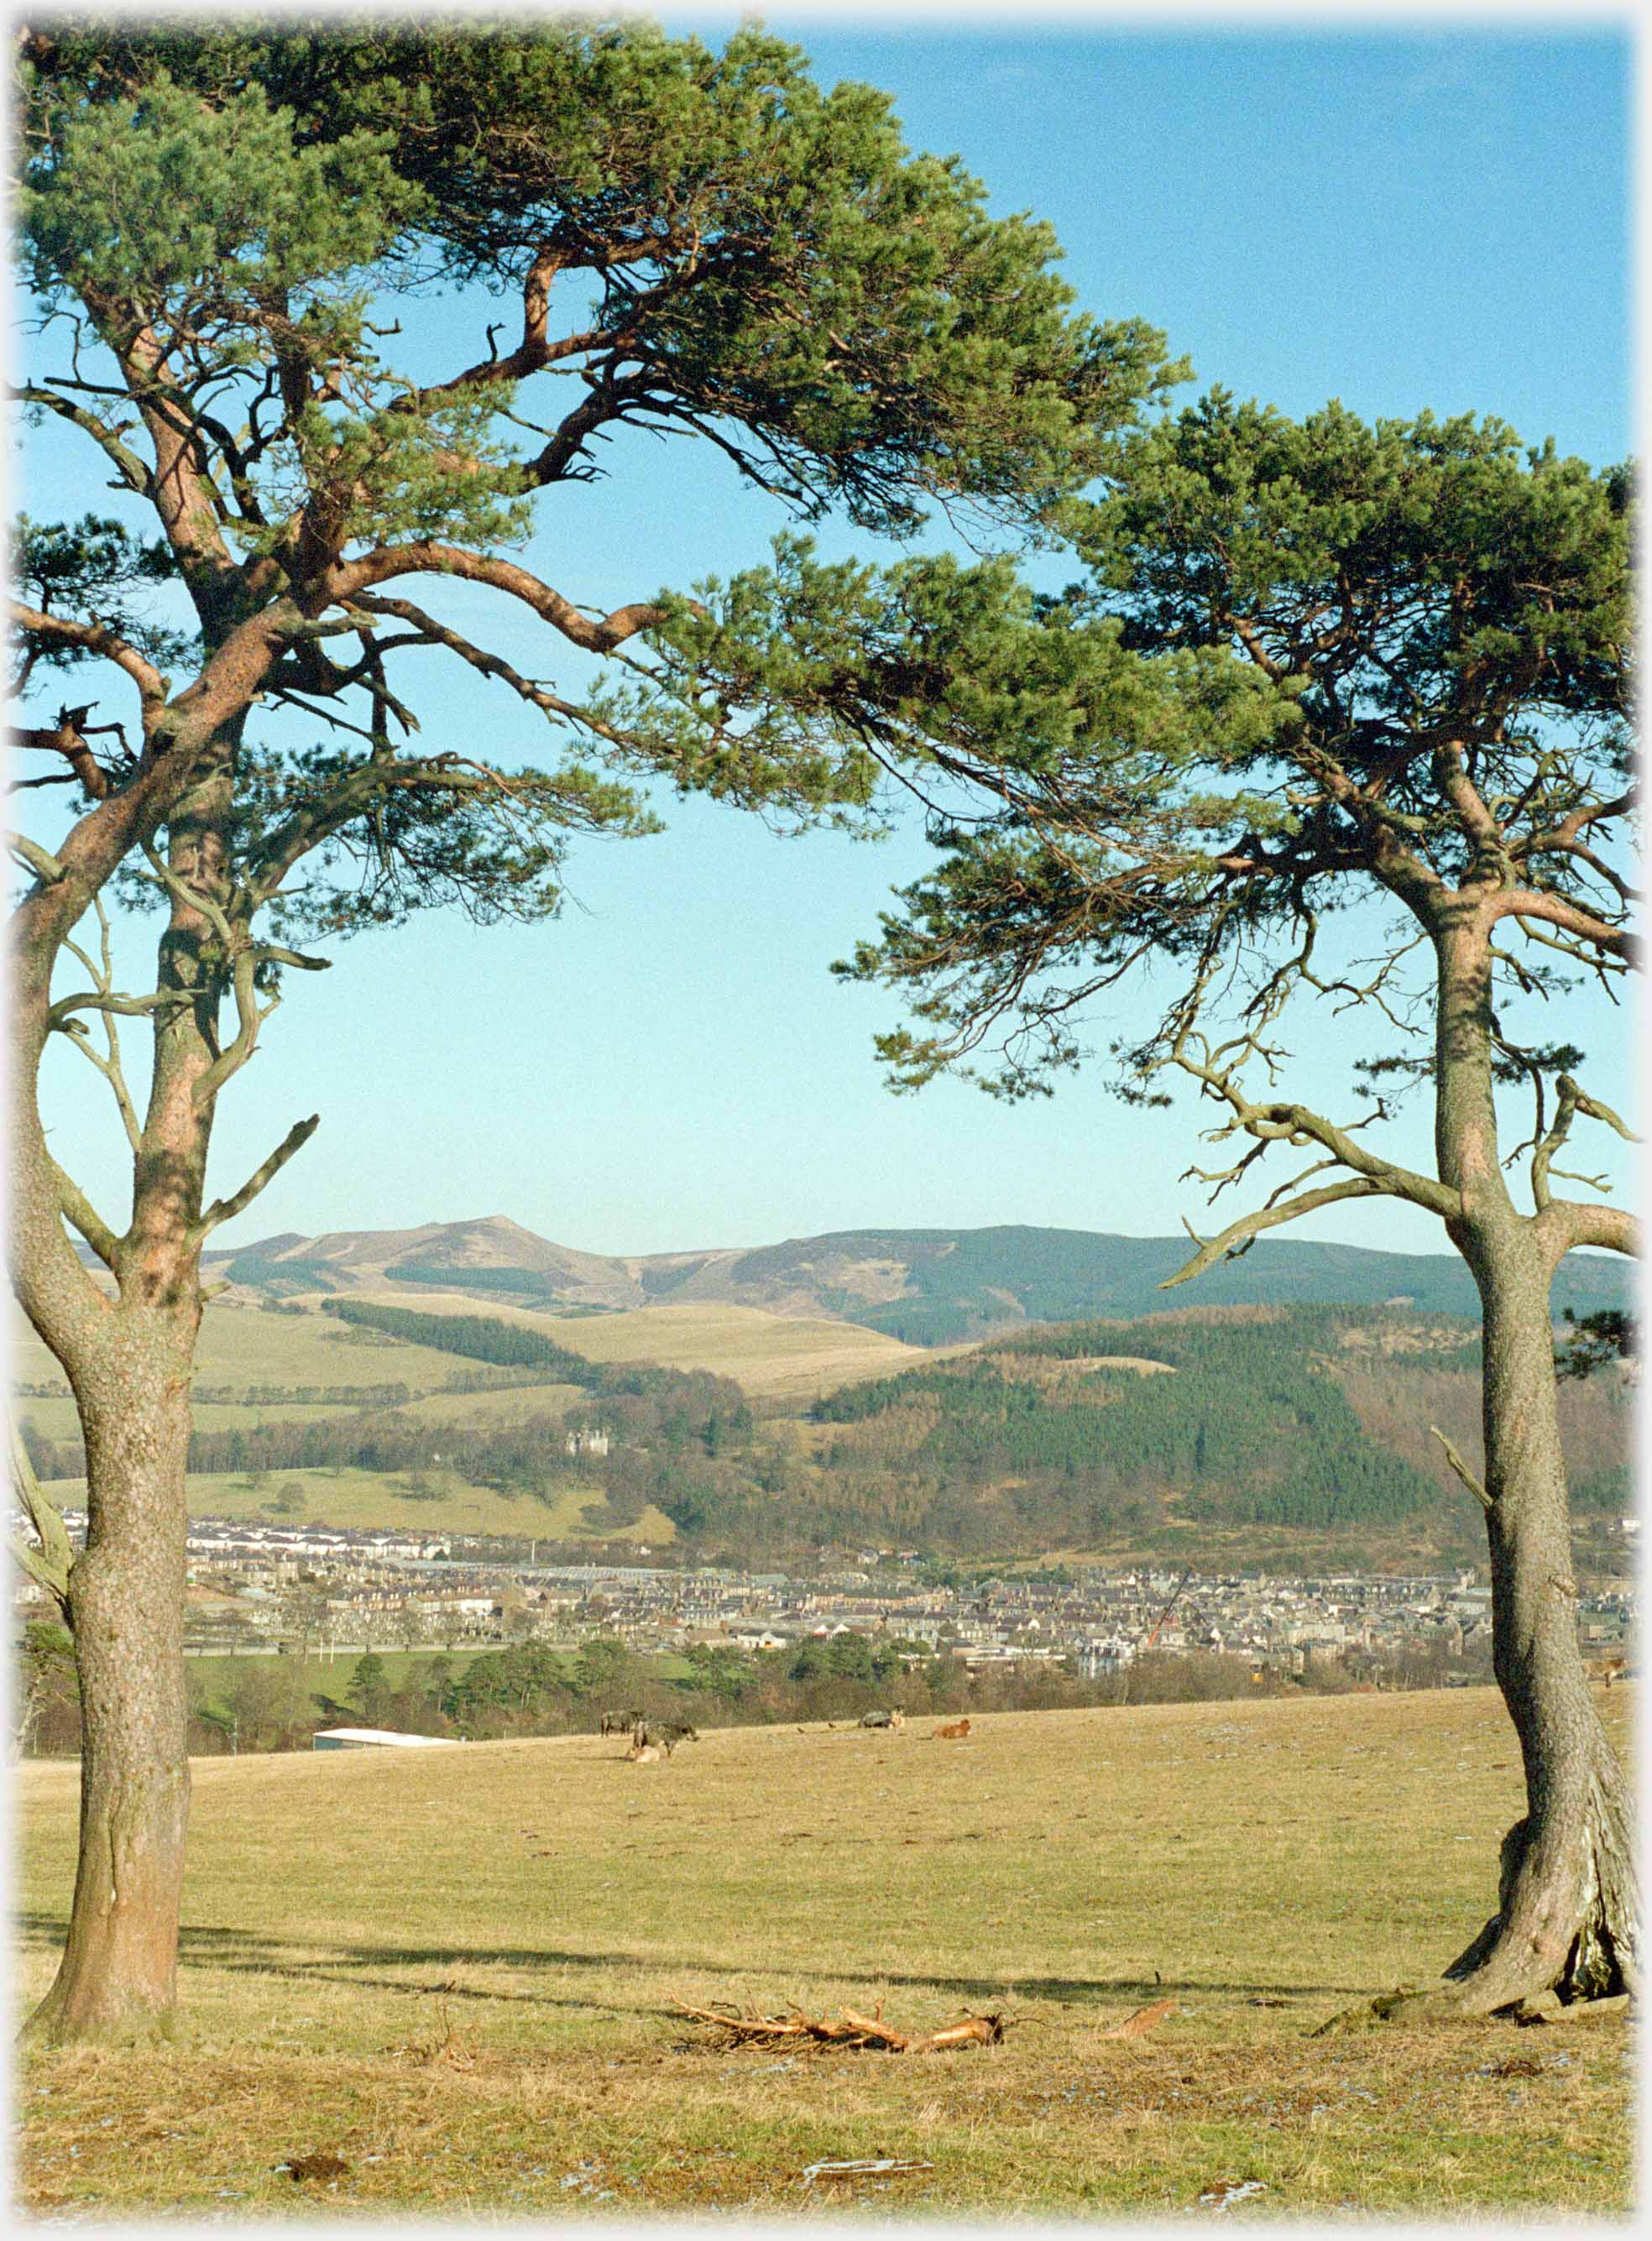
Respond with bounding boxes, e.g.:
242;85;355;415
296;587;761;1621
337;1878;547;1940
1372;911;1640;2022
23;1306;196;2043
1432;1234;1639;2011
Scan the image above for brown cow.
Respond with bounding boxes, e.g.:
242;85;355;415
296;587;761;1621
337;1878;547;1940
932;1718;971;1740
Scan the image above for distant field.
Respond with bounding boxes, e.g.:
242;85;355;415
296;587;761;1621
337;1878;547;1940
180;1645;699;1720
176;1640;699;1721
15;1686;1634;2217
342;1288;965;1404
14;1293;943;1437
187;1646;462;1709
33;1465;676;1546
12;1304;495;1396
12;1303;576;1459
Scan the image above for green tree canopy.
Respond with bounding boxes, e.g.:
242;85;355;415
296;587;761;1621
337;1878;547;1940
813;394;1639;2019
9;18;1168;2045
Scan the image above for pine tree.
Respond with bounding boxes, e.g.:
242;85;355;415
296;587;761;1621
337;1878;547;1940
8;20;1167;2041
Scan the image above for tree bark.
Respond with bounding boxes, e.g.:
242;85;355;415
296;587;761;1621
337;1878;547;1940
1430;1232;1640;2013
1385;909;1641;2018
24;1328;194;2043
17;742;233;2044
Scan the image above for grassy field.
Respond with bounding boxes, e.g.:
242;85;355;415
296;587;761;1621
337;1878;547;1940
15;1685;1634;2218
340;1288;965;1404
12;1305;496;1399
12;1292;942;1423
182;1645;700;1716
186;1644;453;1706
29;1465;672;1545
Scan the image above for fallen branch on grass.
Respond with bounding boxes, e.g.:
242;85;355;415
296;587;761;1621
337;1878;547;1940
1100;1997;1179;2039
802;2157;935;2183
671;1994;1014;2052
386;1998;478;2068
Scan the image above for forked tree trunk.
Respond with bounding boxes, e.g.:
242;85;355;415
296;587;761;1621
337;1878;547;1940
17;746;228;2044
24;1327;195;2043
1430;1235;1639;2013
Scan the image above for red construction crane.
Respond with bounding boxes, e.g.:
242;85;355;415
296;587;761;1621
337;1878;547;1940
1143;1565;1194;1649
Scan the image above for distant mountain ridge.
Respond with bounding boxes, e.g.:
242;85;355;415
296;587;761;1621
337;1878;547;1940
199;1214;1633;1342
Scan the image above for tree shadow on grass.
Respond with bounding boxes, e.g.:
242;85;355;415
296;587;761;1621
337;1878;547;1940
17;1912;1365;2012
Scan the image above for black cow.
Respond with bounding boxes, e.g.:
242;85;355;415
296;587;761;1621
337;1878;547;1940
859;1708;904;1730
600;1708;645;1738
638;1720;699;1757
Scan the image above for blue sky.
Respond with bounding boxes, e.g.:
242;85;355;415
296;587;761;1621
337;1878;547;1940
19;15;1637;1260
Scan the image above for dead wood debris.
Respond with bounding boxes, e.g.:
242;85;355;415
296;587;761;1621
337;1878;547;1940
670;1994;1014;2053
387;1999;478;2068
1100;1998;1179;2040
802;2157;935;2183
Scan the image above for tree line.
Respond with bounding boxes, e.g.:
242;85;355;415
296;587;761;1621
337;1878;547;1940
18;1621;1476;1762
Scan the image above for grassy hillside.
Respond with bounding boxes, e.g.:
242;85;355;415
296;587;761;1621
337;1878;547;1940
16;1687;1634;2217
30;1465;674;1546
13;1302;491;1396
196;1213;1635;1340
795;1306;1632;1565
338;1289;960;1403
802;1225;1632;1344
13;1292;939;1419
19;1298;1632;1570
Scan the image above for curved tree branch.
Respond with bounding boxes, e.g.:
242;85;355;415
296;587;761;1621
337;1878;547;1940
329;542;668;653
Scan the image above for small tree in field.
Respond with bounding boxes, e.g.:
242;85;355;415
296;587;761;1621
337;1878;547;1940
8;20;1170;2041
667;400;1637;2014
348;1650;392;1727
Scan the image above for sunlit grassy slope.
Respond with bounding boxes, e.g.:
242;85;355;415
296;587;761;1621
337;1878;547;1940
341;1288;966;1403
29;1465;672;1545
15;1292;947;1421
16;1685;1634;2217
14;1291;947;1542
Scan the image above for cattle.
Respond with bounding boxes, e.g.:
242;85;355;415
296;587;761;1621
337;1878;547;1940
626;1741;661;1763
600;1708;644;1738
932;1718;971;1740
637;1720;699;1757
859;1709;904;1730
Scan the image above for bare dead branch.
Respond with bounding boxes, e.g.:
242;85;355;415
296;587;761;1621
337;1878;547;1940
8;381;152;495
137;838;235;952
10;612;166;711
1430;1425;1494;1512
8;1418;76;1617
45;1153;118;1270
1161;1177;1393;1288
344;593;634;742
9;834;68;885
669;1995;1012;2054
189;1114;320;1246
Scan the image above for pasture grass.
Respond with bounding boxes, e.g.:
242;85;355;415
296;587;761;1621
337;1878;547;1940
344;1289;965;1404
182;1645;700;1721
12;1305;494;1401
177;1465;606;1541
13;1289;941;1423
15;1685;1635;2218
34;1465;677;1546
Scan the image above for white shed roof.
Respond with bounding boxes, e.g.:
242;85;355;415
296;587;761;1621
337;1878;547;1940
311;1726;456;1749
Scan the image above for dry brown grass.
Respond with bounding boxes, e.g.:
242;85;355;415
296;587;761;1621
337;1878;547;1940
15;1685;1636;2217
347;1288;968;1403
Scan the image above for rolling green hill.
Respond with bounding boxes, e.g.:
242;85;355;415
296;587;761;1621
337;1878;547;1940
18;1292;1631;1572
180;1214;1633;1343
